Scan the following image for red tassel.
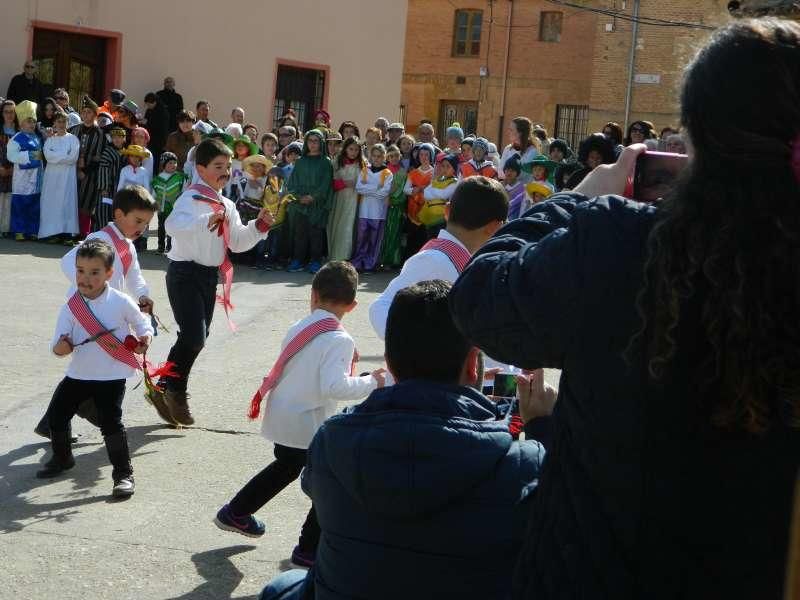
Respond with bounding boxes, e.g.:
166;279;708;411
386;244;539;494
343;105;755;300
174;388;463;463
146;360;180;380
248;391;262;420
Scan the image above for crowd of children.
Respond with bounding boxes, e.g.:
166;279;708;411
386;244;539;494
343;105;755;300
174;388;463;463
0;89;683;275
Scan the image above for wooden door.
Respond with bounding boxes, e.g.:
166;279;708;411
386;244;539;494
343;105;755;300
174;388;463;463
32;29;106;104
438;100;478;142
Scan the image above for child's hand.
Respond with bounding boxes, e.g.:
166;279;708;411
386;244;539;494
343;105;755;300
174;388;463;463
138;296;154;314
134;335;151;355
208;212;225;231
517;369;557;423
257;207;275;227
371;368;387;388
54;334;74;356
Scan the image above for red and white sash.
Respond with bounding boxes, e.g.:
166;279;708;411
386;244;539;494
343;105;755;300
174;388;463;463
67;291;142;370
248;317;344;419
420;238;472;273
101;224;132;277
189;183;236;331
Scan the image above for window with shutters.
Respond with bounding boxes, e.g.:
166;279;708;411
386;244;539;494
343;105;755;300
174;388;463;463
452;10;483;57
539;11;563;43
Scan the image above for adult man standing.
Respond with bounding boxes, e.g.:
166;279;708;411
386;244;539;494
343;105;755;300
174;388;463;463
143;92;169;165
53;88;81;128
6;61;45;104
156;76;183;133
69;95;106;237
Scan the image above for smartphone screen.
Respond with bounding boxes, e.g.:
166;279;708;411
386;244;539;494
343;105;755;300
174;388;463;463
493;373;518;399
633;151;689;203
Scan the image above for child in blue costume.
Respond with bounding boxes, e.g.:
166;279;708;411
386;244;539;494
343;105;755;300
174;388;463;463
7;100;43;240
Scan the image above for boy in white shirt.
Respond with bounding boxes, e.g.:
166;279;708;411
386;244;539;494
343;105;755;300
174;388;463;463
35;185;163;438
117;145;152;192
38;239;153;497
148;138;273;426
215;261;386;568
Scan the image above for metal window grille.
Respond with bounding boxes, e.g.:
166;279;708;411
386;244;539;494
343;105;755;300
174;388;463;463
554;104;589;151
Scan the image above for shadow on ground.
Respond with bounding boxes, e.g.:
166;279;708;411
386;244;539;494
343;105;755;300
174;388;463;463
166;545;260;600
0;424;181;533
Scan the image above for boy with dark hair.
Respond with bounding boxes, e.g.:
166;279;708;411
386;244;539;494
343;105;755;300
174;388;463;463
34;184;161;438
370;175;508;339
38;239;154;497
214;261;385;568
259;279;554;599
150;138;273;426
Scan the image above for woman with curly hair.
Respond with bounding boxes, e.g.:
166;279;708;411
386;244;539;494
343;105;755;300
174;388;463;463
450;18;800;599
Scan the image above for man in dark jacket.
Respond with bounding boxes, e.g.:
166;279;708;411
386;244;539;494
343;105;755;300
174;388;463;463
6;61;45;104
156;76;183;133
143;92;170;165
259;280;555;600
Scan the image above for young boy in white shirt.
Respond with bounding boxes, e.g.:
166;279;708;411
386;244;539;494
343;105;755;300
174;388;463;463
38;239;153;497
35;185;162;438
214;261;386;568
149;138;273;426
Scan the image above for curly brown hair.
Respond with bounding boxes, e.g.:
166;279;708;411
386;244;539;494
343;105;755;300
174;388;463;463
627;19;800;433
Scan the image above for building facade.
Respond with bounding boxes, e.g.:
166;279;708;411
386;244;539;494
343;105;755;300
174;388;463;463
402;0;599;149
1;1;408;135
402;0;734;149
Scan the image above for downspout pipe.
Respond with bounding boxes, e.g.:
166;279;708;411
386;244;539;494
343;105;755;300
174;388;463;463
623;0;640;130
497;0;513;143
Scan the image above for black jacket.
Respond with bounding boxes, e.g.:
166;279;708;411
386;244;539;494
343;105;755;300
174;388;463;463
144;100;170;156
6;74;45;104
450;193;800;600
156;88;184;133
303;381;550;600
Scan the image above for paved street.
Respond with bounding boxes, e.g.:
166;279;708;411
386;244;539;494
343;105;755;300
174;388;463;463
0;237;558;599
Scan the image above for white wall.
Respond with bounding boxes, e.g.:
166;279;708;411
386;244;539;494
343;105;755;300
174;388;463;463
1;0;408;133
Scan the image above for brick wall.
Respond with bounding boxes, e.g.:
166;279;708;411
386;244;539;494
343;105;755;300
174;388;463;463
402;0;598;147
403;0;734;149
587;0;731;134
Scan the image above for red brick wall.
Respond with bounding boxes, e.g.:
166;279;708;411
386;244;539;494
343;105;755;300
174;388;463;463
402;0;598;146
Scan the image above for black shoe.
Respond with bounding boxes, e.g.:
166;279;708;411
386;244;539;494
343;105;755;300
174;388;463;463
105;431;134;496
112;475;135;497
36;430;75;478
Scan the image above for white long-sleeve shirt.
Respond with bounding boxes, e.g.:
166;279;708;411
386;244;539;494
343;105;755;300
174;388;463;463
165;186;267;267
369;229;465;339
117;164;152;192
355;166;393;220
52;285;154;381
60;222;150;301
261;309;377;449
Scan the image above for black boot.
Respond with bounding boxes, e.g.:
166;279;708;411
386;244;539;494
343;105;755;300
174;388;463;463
36;430;76;478
105;430;135;497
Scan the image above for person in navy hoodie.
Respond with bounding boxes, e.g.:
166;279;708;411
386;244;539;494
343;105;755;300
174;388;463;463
258;279;555;600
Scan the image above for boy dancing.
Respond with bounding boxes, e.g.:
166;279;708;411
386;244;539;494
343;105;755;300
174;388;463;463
35;185;162;438
149;138;273;425
38;239;153;497
214;261;386;568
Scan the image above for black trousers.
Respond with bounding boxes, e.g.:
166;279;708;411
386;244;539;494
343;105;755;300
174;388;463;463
229;443;320;552
164;260;219;392
291;213;325;264
404;220;427;260
157;212;171;251
48;377;126;437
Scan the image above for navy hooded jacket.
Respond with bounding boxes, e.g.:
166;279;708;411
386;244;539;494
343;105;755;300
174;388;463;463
301;380;548;600
449;192;800;600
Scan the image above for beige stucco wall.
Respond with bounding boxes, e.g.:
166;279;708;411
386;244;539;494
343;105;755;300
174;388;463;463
1;0;407;132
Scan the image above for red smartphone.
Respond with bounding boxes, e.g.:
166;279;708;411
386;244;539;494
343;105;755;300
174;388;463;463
632;151;689;203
